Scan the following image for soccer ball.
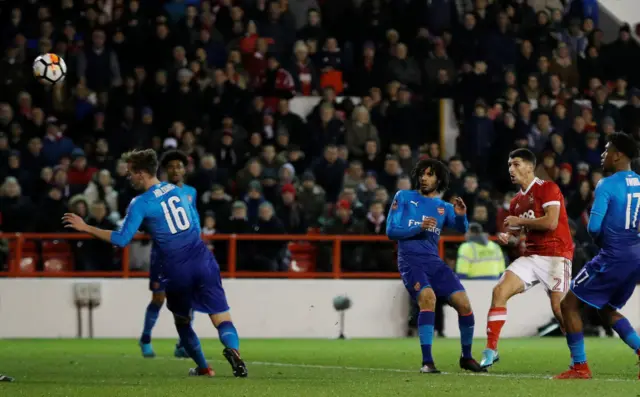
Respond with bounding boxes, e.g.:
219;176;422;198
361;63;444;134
33;53;67;85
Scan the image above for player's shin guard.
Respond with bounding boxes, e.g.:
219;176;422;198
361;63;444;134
458;312;474;359
612;318;640;353
217;321;240;350
141;302;163;344
486;307;507;351
418;310;435;364
566;332;587;364
175;323;209;369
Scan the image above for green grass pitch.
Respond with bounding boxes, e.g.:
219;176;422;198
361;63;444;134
0;338;638;396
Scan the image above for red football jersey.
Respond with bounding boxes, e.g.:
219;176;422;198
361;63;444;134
509;178;574;260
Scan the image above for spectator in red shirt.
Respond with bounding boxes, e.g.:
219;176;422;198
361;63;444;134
67;149;97;192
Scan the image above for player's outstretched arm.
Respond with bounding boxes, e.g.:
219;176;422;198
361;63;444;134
386;192;423;240
445;198;468;233
109;198;146;247
63;213;113;243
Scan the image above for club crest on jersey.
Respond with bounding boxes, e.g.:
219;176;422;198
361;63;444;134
414;282;421;291
187;195;193;203
437;207;445;215
529;195;534;204
391;200;398;210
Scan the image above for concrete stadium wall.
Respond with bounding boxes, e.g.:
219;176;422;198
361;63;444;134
0;279;637;338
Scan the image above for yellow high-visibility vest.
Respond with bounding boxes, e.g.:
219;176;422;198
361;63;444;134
455;241;506;279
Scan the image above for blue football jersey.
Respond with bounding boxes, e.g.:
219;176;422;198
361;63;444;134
179;183;200;233
386;190;468;258
589;171;640;260
111;182;203;266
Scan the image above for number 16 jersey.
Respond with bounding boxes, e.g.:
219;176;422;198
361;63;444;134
509;177;573;260
111;182;203;268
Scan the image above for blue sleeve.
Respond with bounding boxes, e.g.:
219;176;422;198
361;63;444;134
190;200;201;234
110;198;145;247
588;180;610;238
445;202;469;233
386;192;423;240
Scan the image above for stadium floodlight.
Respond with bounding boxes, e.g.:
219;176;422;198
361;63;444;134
332;295;351;340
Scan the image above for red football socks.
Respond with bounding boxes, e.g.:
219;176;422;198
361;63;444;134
486;307;507;351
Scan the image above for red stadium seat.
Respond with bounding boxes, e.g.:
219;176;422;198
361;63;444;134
8;240;39;273
288;242;317;272
43;258;72;272
42;240;74;272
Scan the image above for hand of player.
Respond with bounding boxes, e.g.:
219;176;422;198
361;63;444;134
62;213;88;232
497;233;511;246
421;217;438;230
503;216;521;228
453;197;467;215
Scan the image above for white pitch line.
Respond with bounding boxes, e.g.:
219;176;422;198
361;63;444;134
106;354;638;383
240;360;637;383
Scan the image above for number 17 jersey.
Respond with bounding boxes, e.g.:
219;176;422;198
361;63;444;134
592;171;640;261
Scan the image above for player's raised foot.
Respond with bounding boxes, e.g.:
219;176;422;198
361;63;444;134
188;367;215;377
460;357;487;372
480;348;499;368
223;348;248;377
0;374;14;382
139;341;155;358
174;343;190;359
553;363;592;379
419;363;441;374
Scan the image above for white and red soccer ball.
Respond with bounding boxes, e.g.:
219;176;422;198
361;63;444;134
33;53;67;85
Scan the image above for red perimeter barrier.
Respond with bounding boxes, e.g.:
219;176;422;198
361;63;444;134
0;233;478;279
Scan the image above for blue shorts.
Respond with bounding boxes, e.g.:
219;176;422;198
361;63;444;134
149;266;166;292
571;254;640;310
399;256;465;300
164;250;230;317
149;246;165;292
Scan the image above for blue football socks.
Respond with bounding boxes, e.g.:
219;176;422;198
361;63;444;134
141;302;162;344
217;321;240;350
418;310;435;364
566;332;587;364
612;317;640;353
459;312;475;359
175;322;209;369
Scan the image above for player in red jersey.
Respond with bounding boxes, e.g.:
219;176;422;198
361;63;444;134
481;148;574;368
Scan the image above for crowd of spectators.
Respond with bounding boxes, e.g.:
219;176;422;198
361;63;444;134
1;0;640;272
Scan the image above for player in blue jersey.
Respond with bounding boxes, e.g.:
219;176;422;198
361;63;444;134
63;149;247;378
139;150;199;359
387;158;485;374
555;133;640;380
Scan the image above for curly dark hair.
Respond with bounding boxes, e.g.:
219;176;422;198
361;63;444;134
410;158;450;193
160;150;189;168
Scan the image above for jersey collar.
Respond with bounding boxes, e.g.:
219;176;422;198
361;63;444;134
520;177;539;195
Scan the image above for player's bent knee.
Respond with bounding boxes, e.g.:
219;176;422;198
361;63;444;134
151;292;166;306
560;292;578;313
210;311;232;327
491;285;508;305
173;313;192;325
417;288;436;311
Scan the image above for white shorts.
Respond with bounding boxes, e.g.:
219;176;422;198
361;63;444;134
506;255;572;293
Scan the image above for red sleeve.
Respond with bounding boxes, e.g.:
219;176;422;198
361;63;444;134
539;182;562;210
